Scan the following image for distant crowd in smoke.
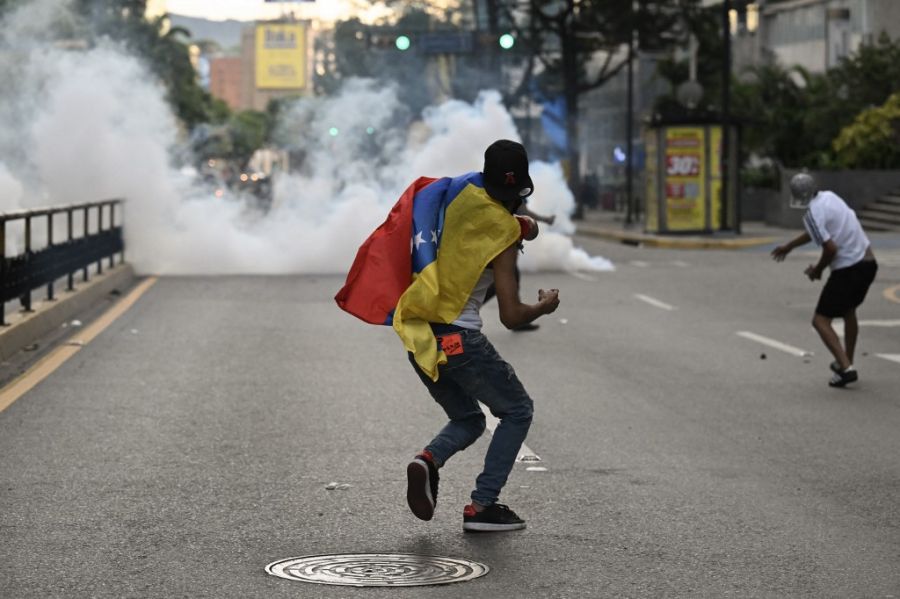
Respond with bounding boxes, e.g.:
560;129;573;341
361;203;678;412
0;0;613;275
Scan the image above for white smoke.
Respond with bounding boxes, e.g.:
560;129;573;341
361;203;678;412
0;0;613;275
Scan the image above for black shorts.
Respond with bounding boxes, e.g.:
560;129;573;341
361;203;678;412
816;259;878;318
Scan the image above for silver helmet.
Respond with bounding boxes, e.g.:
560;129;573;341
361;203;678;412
789;172;818;209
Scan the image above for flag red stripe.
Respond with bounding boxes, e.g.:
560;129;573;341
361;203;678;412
334;177;437;324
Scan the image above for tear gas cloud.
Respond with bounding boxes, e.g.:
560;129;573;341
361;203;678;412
0;0;613;275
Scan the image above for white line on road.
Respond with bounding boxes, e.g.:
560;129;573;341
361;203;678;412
634;294;676;311
481;406;542;464
569;271;598;282
860;319;900;327
630;260;650;268
736;331;813;357
875;354;900;365
824;319;900;338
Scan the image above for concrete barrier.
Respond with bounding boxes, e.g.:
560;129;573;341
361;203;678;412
766;169;900;228
0;263;136;361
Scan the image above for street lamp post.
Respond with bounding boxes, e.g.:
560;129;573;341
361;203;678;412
625;16;635;226
721;0;733;232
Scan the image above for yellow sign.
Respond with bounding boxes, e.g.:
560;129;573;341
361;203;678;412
664;127;706;231
255;24;306;89
709;126;722;229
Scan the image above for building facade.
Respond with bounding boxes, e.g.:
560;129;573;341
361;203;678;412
209;57;242;110
734;0;900;73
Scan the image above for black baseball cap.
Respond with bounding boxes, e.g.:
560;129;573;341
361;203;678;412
482;139;534;204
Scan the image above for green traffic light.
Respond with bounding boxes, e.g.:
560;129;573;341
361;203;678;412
329;127;339;137
395;35;411;51
499;33;515;50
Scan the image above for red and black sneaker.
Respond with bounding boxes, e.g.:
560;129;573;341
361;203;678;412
406;450;439;521
463;503;526;532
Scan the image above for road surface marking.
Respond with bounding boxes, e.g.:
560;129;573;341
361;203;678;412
860;319;900;327
885;285;900;304
830;319;900;338
736;331;813;357
0;277;158;414
876;354;900;365
671;260;690;268
634;294;675;311
630;260;650;268
481;406;542;464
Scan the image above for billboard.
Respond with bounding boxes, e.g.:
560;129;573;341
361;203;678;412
255;24;306;89
663;127;706;231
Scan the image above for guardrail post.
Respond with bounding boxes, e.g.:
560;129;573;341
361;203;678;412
47;212;55;301
109;202;115;268
82;206;89;282
1;220;6;326
96;204;103;275
67;208;74;291
22;216;32;312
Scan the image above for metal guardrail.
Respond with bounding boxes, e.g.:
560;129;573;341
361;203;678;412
0;199;125;326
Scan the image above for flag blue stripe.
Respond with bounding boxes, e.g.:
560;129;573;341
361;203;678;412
410;172;485;274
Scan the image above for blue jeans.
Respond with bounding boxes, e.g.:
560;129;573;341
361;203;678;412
408;329;533;507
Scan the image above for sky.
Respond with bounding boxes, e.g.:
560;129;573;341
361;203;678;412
161;0;391;23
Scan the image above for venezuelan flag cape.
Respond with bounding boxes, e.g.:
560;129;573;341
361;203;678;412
335;172;520;381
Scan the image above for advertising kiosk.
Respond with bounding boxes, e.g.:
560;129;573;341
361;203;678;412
644;118;739;234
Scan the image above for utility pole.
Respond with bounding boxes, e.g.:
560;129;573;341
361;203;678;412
625;1;636;227
721;0;732;231
561;0;582;219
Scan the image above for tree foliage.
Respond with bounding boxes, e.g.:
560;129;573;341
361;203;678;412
651;4;725;120
228;110;272;166
731;33;900;168
314;9;446;116
833;92;900;169
498;0;698;210
70;0;226;129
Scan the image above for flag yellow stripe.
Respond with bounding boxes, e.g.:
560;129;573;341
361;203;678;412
394;184;519;380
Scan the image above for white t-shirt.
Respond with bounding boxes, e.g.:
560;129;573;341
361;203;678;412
452;269;494;330
802;190;871;270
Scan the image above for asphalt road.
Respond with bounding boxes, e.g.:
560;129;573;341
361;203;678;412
1;232;899;598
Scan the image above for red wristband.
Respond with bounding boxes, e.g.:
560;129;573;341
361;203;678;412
515;215;531;240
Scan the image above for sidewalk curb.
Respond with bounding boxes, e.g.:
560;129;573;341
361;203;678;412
0;264;136;362
575;224;777;250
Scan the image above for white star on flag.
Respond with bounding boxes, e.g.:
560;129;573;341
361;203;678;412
413;231;426;249
431;230;437;243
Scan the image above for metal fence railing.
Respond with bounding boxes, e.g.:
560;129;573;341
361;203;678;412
0;199;125;326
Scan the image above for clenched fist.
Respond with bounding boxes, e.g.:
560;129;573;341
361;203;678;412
538;288;560;314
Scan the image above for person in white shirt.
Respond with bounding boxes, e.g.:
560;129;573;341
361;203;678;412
771;173;878;387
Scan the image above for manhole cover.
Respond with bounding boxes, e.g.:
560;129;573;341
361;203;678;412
265;553;489;587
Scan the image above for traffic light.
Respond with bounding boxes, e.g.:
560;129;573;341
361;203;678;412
395;34;411;51
366;32;413;50
498;33;515;50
